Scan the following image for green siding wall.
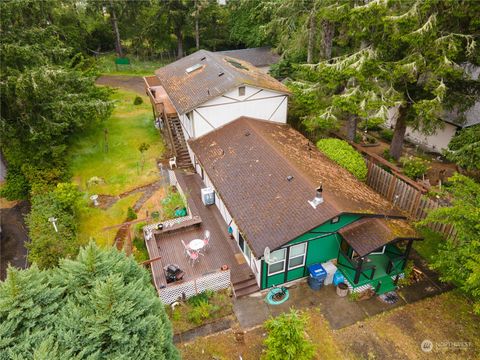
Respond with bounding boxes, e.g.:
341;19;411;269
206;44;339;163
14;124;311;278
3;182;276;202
261;214;362;289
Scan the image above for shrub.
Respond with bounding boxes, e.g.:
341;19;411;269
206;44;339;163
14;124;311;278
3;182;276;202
262;309;315;360
382;148;395;162
133;96;143;105
0;165;30;200
400;156;430;179
358;117;384;131
187;300;218;325
380;128;394;142
25;183;83;269
316;138;367;181
126;206;137;221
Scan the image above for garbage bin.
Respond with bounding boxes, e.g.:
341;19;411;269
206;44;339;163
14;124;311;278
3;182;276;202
307;264;327;291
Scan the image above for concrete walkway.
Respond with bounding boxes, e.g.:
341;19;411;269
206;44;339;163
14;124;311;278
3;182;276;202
234;250;452;330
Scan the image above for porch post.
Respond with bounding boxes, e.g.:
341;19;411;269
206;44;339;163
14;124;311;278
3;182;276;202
353;257;364;284
402;239;414;270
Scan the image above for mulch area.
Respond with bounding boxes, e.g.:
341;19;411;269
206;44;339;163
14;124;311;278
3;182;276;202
96;75;145;95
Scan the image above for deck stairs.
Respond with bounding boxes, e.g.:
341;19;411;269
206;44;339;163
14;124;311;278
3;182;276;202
166;115;192;168
233;276;260;298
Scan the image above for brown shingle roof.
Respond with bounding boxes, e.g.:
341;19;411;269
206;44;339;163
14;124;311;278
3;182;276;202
339;218;420;257
189;117;408;258
189;118;338;257
215;47;280;68
154;50;289;115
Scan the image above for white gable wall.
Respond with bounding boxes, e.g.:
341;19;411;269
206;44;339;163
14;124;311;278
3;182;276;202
190;85;288;138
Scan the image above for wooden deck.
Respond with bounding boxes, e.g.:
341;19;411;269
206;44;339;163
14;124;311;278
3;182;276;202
151;172;254;289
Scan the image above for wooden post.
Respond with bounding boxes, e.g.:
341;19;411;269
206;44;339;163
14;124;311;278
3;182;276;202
354;257;364;284
403;239;414;270
386;174;397;201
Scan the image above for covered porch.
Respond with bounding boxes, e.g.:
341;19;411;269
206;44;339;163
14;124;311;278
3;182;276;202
336;218;422;294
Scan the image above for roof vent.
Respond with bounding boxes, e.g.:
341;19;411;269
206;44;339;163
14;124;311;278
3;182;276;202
287;175;294;182
186;63;202;74
244;130;250;136
308;184;324;209
218;72;224;77
200;56;206;61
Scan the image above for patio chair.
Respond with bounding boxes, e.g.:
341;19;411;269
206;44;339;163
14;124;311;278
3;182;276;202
181;239;191;257
203;230;211;250
186;249;199;266
169;156;177;169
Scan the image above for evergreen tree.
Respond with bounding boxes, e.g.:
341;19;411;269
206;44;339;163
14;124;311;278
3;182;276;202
0;244;179;360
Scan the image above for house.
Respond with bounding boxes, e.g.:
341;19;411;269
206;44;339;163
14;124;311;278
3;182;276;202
215;47;280;73
144;50;421;301
144;49;289;168
385;63;480;153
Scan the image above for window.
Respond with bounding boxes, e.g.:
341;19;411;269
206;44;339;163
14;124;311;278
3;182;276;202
288;243;307;270
267;248;286;276
238;86;246;96
331;216;339;224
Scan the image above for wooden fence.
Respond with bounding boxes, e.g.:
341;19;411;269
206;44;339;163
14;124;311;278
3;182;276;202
365;158;457;240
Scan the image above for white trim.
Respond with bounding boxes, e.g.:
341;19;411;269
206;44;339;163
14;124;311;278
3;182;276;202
267;248;287;276
370;246;386;255
287;243;307;270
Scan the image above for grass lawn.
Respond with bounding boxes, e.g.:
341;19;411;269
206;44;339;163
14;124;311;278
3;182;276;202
95;54;170;76
179;292;480;360
78;192;142;247
69;88;165;196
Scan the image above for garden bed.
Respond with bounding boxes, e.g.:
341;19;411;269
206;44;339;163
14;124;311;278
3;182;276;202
168;289;234;334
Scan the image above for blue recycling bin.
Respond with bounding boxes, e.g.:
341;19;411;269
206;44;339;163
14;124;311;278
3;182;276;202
307;264;327;291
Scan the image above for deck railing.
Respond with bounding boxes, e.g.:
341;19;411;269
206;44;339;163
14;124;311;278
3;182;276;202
158;269;231;304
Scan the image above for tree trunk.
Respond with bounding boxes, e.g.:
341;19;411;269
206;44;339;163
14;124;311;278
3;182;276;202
176;29;183;59
307;9;316;63
108;0;123;57
195;0;200;49
346;114;358;142
320;19;334;60
390;106;408;160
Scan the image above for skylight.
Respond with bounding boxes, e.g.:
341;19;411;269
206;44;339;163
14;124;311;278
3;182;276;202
186;63;202;74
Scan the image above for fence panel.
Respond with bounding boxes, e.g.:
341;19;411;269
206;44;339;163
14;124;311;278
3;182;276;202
364;159;456;239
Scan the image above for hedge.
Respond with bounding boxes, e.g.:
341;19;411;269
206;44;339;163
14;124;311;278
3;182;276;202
316;138;368;181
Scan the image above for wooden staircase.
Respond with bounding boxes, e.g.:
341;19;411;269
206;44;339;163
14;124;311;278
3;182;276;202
166;115;192;168
233;276;260;298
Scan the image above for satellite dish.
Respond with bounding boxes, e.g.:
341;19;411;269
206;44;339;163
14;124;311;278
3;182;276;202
264;247;277;265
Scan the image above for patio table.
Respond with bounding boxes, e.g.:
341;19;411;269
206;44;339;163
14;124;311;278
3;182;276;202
189;239;205;251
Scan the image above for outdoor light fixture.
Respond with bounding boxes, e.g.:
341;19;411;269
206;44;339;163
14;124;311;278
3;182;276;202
48;217;58;232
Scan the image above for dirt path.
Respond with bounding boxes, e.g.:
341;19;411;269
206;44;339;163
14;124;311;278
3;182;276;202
96;75;145;95
0;201;30;280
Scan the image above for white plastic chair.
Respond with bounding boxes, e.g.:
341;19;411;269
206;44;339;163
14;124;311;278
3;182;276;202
181;239;190;257
203;230;211;249
187;249;199;266
169;156;177;169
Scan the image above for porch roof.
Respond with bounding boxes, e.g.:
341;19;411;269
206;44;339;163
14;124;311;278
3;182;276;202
338;218;420;257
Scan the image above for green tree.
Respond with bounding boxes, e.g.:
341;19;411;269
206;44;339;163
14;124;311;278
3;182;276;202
445;126;480;172
263;309;315;360
0;243;179;359
0;0;113;198
418;174;480;314
292;0;480;159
